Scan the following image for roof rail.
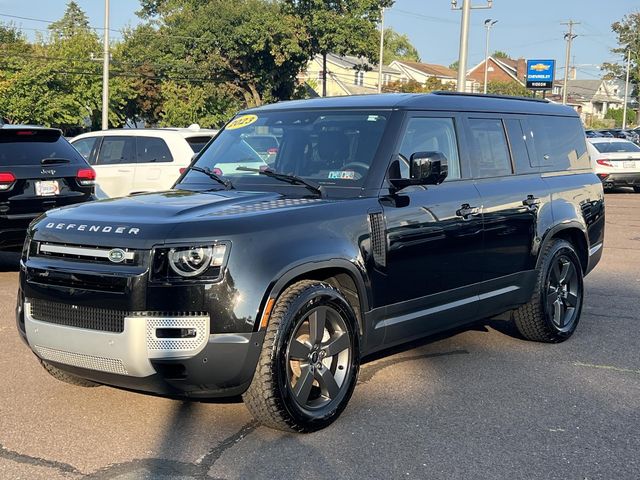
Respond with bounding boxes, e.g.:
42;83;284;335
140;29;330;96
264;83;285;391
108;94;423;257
431;91;549;103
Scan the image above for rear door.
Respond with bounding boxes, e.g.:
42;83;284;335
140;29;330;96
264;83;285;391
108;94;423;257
93;136;136;198
132;136;175;193
0;128;94;219
463;115;552;318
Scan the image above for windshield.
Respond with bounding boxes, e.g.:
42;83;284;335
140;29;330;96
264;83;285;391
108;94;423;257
592;141;640;153
180;110;389;190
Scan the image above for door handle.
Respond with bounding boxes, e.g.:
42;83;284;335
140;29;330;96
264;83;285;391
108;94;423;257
456;203;480;219
522;195;541;208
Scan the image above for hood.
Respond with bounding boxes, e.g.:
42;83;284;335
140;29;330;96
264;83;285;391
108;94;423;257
31;190;332;248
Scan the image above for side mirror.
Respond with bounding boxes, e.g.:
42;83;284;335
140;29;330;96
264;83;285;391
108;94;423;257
389;151;448;190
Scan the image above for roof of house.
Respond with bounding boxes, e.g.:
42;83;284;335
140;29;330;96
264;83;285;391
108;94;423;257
321;53;399;75
467;56;523;84
391;60;457;79
553;79;622;103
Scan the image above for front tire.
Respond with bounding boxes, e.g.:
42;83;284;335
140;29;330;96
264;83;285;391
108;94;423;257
512;239;584;342
243;280;360;432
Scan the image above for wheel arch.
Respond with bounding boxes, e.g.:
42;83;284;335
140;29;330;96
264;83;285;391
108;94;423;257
257;259;370;336
537;223;589;274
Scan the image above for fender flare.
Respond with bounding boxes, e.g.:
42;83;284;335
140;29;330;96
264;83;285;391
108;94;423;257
535;220;589;270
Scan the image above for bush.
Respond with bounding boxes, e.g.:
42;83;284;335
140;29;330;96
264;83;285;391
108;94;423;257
604;108;636;127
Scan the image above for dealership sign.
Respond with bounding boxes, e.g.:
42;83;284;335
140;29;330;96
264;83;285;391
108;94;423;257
526;59;555;90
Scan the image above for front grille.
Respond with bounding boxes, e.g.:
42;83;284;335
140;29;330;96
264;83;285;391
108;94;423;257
34;345;128;375
34;242;139;265
29;299;126;333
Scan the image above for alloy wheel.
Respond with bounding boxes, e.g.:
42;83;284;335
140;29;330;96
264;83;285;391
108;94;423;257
546;254;581;331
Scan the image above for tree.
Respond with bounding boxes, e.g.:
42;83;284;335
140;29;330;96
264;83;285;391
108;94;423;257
449;60;459;71
384;77;454;93
492;50;509;59
486;81;530;97
48;1;90;39
604;107;637;127
602;13;640;118
285;0;391;96
382;28;420;63
160;81;240;128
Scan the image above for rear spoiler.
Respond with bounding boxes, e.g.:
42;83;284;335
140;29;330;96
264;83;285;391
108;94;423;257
0;127;62;141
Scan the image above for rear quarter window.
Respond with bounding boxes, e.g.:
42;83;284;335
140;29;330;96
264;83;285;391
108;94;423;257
528;116;589;171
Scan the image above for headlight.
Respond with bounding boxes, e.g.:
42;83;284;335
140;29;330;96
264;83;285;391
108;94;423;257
168;245;226;277
152;243;229;282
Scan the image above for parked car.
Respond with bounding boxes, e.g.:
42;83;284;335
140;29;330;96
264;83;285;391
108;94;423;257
0;125;95;250
70;126;218;198
585;129;603;138
587;137;640;192
596;130;615;138
17;93;604;432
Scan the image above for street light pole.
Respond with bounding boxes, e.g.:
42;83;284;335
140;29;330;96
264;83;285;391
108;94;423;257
101;0;110;130
452;0;493;93
483;19;497;94
561;19;579;105
377;7;385;94
622;48;631;129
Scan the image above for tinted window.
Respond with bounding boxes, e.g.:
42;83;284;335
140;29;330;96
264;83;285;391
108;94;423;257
136;137;173;163
0;130;85;166
592;141;640;153
398;117;461;180
96;137;136;165
528;116;589;170
71;137;97;164
504;119;534;174
185;136;213;153
242;135;279;153
468;118;512;178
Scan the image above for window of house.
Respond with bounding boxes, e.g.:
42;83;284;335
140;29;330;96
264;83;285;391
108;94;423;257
467;118;513;178
354;70;364;86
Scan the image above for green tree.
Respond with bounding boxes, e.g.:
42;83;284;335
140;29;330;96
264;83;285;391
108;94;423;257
602;12;640;118
48;1;90;39
604;107;637;127
486;80;530;97
492;50;509;59
382;28;420;63
384;77;454;93
285;0;391;96
449;60;459;71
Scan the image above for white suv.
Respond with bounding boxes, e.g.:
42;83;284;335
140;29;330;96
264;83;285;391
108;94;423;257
70;126;217;198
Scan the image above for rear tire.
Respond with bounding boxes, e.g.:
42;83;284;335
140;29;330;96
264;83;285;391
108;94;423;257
40;360;100;387
243;280;360;432
512;239;584;343
633;186;640;193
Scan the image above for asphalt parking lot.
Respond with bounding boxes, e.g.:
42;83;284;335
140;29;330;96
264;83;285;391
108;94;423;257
0;190;638;480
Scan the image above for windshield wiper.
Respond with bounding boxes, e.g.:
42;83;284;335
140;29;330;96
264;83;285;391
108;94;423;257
235;166;324;197
188;166;233;190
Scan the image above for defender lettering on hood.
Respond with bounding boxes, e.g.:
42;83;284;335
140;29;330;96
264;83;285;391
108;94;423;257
45;223;140;235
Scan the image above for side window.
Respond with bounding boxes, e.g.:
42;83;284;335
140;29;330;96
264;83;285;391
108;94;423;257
96;137;136;165
136;137;173;163
468;118;512;178
504;119;534;174
398;117;461;180
528;116;589;171
72;138;97;164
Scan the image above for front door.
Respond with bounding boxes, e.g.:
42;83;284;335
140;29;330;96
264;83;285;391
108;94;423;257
373;114;484;346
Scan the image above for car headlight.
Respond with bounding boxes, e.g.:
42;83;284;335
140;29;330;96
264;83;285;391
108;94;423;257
152;243;229;282
168;245;227;277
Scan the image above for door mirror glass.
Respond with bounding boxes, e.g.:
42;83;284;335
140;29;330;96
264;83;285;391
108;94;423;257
390;151;448;190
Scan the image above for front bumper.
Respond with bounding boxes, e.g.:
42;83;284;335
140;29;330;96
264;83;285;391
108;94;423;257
18;297;265;398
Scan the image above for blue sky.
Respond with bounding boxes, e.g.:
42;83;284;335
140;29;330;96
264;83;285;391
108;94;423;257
0;0;637;79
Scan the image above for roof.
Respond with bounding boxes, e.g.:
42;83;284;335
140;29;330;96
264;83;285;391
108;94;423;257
392;61;457;78
552;79;623;103
243;92;578;117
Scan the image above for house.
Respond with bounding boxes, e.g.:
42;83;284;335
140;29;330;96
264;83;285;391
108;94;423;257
550;79;625;120
466;56;527;90
388;60;476;92
301;53;403;97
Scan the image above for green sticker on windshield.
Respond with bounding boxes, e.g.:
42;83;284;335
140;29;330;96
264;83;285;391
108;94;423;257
226;115;258;130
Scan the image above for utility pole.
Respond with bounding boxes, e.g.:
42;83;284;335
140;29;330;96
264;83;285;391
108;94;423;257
622;48;631;129
377;7;385;94
483;19;497;94
561;20;579;105
452;0;493;93
101;0;110;130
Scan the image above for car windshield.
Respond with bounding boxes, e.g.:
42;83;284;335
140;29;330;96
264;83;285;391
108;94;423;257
181;110;389;190
592;141;640;153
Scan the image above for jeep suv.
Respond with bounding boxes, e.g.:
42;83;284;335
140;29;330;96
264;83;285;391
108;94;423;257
0;126;96;250
16;93;604;432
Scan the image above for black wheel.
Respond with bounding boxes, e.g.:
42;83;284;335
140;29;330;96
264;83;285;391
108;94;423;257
633;186;640;193
512;239;584;342
243;280;360;432
40;360;100;387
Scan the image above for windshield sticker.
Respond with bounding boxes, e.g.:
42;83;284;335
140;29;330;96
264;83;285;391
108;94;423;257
226;115;258;130
328;170;356;180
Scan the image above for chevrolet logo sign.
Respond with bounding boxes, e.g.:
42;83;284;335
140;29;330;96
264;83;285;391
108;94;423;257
530;63;551;72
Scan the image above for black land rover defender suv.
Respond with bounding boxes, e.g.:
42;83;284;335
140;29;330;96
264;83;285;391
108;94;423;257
1;126;96;250
16;93;604;432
